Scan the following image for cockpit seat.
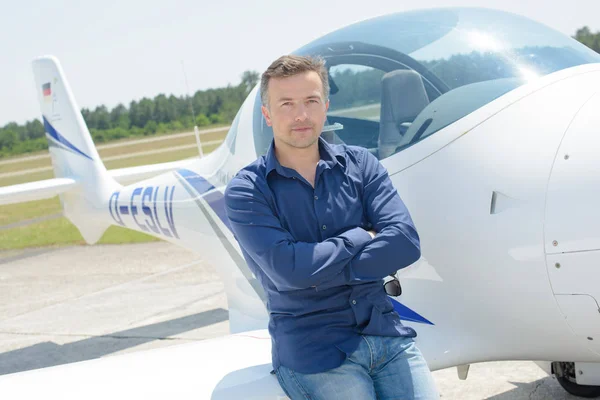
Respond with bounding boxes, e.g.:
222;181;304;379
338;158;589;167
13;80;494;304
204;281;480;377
378;70;430;159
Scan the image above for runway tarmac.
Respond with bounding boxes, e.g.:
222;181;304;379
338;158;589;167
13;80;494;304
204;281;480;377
0;242;580;399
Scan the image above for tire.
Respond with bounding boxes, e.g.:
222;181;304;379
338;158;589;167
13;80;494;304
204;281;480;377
556;375;600;398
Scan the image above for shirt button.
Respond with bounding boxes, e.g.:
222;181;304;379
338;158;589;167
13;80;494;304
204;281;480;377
322;225;327;230
314;195;318;200
352;300;357;305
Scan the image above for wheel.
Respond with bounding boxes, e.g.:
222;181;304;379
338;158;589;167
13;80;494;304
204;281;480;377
556;376;600;398
554;362;600;398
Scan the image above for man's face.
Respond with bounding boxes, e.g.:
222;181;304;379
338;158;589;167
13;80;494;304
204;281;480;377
261;71;329;150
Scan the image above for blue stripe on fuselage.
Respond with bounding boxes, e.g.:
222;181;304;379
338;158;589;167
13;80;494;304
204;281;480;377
177;168;215;193
176;168;232;231
391;298;433;325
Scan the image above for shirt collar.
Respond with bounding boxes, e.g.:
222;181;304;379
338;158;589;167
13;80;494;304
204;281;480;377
265;136;345;178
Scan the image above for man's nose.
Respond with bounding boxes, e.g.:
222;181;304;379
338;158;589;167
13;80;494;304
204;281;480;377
294;104;309;121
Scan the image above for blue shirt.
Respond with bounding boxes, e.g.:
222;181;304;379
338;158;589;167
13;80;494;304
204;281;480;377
224;137;420;374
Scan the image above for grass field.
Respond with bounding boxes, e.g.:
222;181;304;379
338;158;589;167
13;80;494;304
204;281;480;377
0;134;225;251
0;129;228;174
0;170;54;188
329;103;381;121
0;124;229;163
0;197;62;226
0;219;160;250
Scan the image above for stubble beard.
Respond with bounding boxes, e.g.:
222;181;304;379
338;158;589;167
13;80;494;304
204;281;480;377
286;130;319;149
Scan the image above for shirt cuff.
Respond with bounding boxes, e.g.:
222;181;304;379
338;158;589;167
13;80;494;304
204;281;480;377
342;227;373;249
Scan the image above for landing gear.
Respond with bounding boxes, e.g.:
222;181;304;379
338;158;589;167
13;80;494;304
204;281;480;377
553;362;600;398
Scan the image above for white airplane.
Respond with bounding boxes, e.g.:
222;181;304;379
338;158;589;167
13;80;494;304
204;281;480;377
2;6;600;399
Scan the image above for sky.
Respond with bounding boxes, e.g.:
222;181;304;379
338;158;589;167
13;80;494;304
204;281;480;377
2;0;600;126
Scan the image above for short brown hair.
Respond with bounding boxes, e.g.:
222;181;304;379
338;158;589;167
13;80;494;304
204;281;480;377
260;55;329;107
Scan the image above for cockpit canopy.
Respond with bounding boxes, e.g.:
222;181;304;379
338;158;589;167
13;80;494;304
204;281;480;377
253;8;600;159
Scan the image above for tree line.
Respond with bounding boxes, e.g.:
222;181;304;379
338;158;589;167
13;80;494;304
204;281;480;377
1;27;599;158
575;27;600;53
0;71;259;157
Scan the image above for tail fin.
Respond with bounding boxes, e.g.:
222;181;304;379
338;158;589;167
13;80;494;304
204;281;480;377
32;55;121;243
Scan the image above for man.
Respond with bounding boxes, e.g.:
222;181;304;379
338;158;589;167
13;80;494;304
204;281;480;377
224;55;438;399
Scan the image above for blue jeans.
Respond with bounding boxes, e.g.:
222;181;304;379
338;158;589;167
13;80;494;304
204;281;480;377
275;335;438;400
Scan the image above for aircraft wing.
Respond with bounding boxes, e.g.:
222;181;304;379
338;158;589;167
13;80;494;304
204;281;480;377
0;158;195;206
0;328;285;399
108;158;195;185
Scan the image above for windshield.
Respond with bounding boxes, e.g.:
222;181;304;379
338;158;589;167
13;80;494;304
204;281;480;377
253;8;600;159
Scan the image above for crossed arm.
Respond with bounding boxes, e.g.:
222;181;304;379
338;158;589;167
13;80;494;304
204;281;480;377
313;150;421;290
224;150;420;292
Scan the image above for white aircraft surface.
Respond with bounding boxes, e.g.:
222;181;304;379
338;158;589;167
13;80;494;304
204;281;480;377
2;7;600;399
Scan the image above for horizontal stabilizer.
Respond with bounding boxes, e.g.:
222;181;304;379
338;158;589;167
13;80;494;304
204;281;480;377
0;158;195;206
0;177;76;206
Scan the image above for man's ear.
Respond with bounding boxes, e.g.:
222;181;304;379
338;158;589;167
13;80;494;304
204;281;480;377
325;100;330;112
261;105;273;127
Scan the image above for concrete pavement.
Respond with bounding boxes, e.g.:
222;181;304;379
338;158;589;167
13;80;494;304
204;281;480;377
0;242;579;399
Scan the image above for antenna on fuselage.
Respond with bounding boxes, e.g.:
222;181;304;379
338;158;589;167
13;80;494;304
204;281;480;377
181;60;204;158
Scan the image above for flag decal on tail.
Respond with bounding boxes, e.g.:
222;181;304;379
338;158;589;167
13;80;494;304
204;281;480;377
42;82;52;102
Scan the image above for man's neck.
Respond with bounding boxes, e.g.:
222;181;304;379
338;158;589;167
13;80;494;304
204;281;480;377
274;139;320;173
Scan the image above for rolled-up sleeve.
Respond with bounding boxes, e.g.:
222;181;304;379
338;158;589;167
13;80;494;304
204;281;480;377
224;176;372;291
316;149;420;290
